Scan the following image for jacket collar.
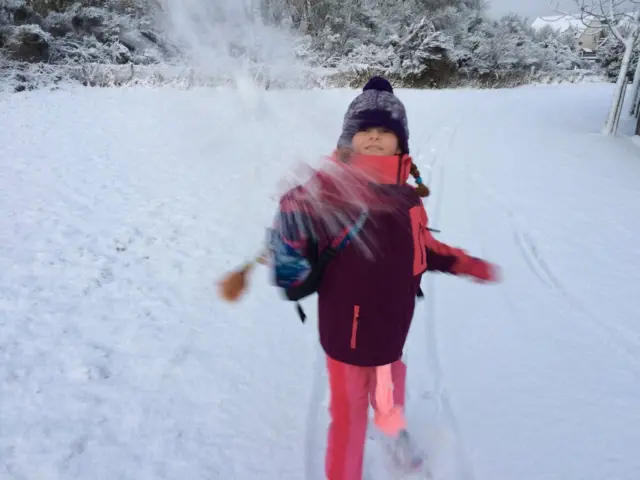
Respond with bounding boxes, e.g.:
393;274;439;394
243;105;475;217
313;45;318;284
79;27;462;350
333;150;412;185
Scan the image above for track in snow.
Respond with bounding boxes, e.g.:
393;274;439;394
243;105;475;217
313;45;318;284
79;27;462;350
402;121;477;480
452;161;640;373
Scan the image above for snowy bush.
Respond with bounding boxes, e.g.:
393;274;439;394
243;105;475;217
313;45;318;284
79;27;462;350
3;23;51;61
289;1;593;88
0;0;172;65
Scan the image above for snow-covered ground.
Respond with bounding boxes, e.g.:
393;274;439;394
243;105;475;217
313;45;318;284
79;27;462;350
1;83;639;480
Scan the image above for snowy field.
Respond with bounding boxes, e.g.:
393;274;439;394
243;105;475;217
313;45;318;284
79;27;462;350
1;83;639;480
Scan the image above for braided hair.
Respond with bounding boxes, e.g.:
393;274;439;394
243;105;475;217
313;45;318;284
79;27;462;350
410;162;430;197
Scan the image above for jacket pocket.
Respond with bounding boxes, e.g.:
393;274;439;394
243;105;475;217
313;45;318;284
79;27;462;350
350;305;361;349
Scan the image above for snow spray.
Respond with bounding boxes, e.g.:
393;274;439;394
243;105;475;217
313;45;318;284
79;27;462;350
156;0;306;95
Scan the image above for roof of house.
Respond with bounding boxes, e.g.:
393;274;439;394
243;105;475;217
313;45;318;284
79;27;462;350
531;15;595;35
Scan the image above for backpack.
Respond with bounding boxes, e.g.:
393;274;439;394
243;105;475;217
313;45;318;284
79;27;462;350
269;210;368;322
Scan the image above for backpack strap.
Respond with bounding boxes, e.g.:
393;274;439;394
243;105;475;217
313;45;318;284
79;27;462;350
295;302;307;323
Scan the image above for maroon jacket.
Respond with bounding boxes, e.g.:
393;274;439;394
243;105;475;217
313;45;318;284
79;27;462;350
273;154;470;367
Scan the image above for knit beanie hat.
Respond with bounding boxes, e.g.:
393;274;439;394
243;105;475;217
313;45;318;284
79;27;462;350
337;76;410;155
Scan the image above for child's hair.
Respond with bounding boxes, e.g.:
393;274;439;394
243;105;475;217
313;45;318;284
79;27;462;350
410;163;430;198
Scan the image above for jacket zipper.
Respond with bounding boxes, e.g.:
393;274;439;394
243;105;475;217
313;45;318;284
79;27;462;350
350;305;361;349
419;221;425;267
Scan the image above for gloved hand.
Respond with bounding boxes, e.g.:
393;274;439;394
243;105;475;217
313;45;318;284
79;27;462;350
454;256;500;283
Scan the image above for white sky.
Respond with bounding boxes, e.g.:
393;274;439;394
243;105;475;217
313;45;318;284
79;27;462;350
487;0;563;20
488;0;635;20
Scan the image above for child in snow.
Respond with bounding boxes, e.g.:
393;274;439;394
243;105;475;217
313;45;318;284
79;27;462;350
269;76;500;480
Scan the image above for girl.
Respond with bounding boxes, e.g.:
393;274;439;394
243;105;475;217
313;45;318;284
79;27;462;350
268;77;499;480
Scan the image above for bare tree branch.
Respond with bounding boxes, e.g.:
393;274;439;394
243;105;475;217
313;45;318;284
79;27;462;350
550;0;638;44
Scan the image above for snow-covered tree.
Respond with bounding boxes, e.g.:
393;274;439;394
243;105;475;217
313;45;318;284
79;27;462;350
534;21;584;71
1;0;170;65
597;31;638;80
1;0;599;90
631;51;640;116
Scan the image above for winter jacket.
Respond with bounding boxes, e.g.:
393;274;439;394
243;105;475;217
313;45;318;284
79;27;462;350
271;152;473;367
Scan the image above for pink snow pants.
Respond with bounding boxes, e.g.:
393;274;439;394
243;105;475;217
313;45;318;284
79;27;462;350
325;356;407;480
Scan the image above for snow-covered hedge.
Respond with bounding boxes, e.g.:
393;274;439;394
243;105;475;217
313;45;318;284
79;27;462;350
0;0;173;65
0;0;603;92
0;57;334;92
293;5;594;89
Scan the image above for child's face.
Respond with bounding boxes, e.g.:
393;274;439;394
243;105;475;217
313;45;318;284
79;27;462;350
352;127;400;156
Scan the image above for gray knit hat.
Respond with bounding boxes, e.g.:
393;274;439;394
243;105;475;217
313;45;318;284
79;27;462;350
337;76;410;154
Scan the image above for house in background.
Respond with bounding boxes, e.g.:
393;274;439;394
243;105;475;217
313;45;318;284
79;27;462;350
531;15;605;59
